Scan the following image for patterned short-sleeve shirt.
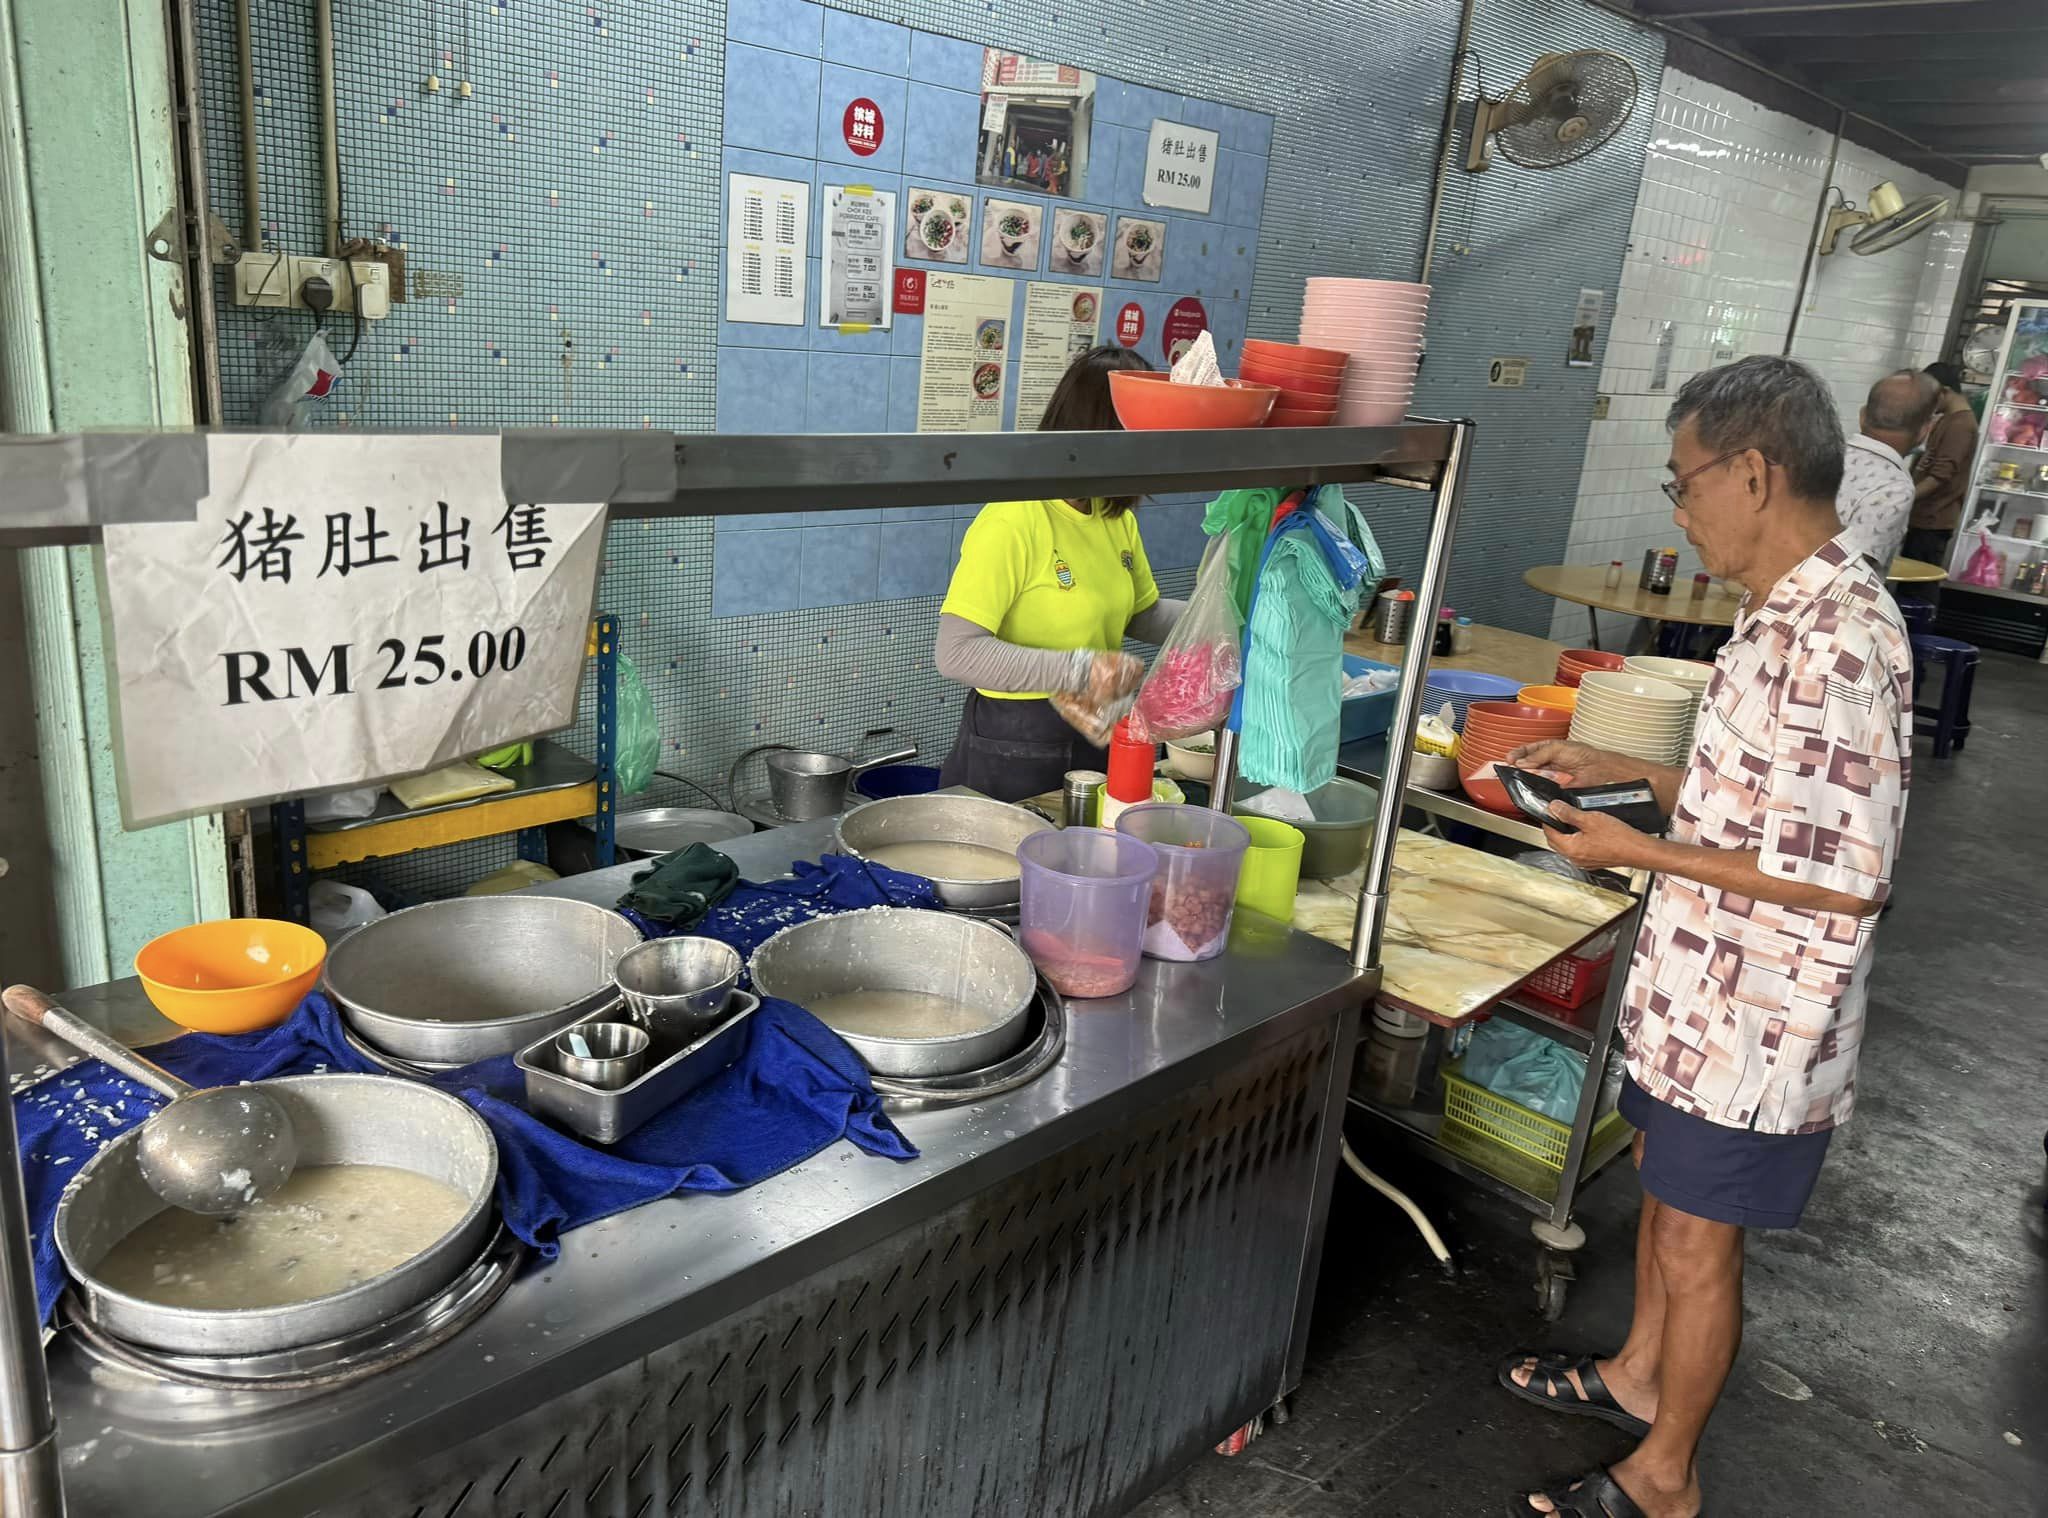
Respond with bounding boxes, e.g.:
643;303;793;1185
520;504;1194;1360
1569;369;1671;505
1623;537;1912;1135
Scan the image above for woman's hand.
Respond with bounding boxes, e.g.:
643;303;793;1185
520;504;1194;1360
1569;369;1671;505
1083;651;1144;704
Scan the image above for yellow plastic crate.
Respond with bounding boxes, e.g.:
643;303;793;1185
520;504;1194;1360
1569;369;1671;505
1441;1060;1630;1178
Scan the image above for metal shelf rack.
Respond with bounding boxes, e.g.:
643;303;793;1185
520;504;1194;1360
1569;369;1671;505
266;616;621;921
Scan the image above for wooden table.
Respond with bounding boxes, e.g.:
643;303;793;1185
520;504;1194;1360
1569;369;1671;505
1888;555;1946;584
1523;564;1742;650
1346;621;1564;686
1293;830;1636;1025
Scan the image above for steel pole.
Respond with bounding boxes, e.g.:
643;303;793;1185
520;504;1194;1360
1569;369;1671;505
0;1026;64;1516
1352;419;1472;972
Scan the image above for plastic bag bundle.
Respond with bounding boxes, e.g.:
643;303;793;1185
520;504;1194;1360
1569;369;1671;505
1128;548;1243;742
1235;508;1366;792
1049;687;1134;749
615;652;660;795
1459;1018;1587;1122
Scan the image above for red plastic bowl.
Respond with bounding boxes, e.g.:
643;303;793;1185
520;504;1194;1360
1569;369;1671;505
1109;371;1278;430
1460;770;1520;817
1241;360;1342;397
1244;338;1347;370
1268;407;1337;428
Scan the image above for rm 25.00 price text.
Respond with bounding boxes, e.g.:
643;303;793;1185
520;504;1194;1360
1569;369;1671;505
220;627;529;706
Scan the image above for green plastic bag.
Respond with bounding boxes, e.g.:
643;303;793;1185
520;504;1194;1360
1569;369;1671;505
1238;521;1364;793
1202;487;1286;621
616;652;660;796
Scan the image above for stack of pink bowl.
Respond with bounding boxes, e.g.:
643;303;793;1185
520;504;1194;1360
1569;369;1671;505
1299;278;1430;427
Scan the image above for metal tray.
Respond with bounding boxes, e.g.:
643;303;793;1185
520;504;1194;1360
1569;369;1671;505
516;992;761;1145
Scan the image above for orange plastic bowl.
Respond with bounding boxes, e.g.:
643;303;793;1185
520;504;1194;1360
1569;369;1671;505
1240;360;1343;398
1109;371;1279;430
1268;407;1338;428
134;918;327;1034
1244;338;1348;370
1517;684;1579;713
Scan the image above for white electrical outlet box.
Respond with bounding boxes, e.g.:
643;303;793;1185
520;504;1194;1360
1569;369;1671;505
232;253;391;318
234;251;295;309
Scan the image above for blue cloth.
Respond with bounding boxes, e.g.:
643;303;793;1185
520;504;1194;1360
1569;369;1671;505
14;973;918;1324
626;852;940;966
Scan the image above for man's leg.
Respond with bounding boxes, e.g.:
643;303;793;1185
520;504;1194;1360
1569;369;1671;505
1610;1202;1745;1517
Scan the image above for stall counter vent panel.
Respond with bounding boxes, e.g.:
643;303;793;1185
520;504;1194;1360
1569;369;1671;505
316;1026;1336;1518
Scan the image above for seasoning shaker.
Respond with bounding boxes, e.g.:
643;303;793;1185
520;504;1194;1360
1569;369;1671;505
1433;609;1456;656
1604;560;1624;590
1690;572;1711;600
1063;769;1106;828
1451;615;1475;654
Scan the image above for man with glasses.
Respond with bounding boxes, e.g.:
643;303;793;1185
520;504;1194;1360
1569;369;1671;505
1500;357;1913;1518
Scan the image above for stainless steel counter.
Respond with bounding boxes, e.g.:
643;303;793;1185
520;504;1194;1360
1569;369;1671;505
37;818;1368;1517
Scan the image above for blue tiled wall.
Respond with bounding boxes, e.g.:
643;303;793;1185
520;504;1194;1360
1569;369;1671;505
191;0;1665;893
712;0;1272;616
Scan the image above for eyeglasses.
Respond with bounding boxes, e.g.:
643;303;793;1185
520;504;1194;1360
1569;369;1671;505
1661;449;1771;507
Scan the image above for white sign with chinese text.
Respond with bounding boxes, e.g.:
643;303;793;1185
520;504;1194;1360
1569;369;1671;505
1141;121;1218;214
101;433;607;826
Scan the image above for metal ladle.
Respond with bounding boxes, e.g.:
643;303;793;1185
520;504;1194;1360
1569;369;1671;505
2;984;298;1216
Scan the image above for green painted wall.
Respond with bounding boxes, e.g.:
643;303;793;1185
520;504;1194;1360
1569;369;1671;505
2;0;229;987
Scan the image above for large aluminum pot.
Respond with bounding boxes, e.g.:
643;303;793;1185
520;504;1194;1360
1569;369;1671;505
56;1073;497;1355
833;794;1053;908
751;909;1037;1077
325;896;640;1063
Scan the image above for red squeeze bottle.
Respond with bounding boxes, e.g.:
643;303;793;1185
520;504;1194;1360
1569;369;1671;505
1100;719;1155;829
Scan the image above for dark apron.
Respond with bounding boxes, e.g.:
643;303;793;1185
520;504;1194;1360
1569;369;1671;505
939;691;1107;804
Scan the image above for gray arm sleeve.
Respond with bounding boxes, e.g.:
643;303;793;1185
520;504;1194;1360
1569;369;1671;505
934;614;1094;695
1124;596;1187;646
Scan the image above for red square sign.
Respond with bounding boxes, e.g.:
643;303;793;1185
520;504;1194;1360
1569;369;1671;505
894;268;927;316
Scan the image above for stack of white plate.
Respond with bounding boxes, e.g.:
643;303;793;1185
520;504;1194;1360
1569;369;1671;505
1569;671;1695;765
1299;278;1430;427
1622;656;1714;754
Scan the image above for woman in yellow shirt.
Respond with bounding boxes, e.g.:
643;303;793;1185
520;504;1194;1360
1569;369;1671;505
935;346;1185;802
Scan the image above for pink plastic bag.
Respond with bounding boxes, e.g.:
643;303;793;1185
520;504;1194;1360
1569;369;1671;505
1959;529;2006;588
1128;548;1243;743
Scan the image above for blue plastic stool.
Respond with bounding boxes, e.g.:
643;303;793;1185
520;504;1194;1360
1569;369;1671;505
1898;600;1936;638
1909;633;1979;759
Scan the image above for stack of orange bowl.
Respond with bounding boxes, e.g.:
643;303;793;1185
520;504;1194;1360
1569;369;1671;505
1517;684;1578;715
1239;340;1347;427
1555;647;1627;688
1299;278;1430;426
1457;700;1570;816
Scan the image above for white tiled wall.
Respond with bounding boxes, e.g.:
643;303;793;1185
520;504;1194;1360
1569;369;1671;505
1554;69;1970;645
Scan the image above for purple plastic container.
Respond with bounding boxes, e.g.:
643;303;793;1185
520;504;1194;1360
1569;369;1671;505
1017;830;1159;1000
1114;804;1252;961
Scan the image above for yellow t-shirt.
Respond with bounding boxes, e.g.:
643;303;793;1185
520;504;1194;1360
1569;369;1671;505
941;499;1160;700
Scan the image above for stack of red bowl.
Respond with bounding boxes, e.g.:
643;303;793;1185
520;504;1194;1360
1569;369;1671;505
1238;340;1348;427
1457;700;1570;816
1554;648;1627;688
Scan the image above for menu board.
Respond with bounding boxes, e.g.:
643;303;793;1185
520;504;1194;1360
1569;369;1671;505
917;273;1013;433
725;174;808;325
1016;283;1102;430
820;185;895;329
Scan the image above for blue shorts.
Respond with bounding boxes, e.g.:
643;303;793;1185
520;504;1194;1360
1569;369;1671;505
1618;1077;1833;1230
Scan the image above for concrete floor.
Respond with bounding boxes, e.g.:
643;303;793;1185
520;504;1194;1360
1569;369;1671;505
1132;650;2048;1517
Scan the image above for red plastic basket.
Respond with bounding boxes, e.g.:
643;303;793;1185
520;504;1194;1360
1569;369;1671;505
1521;946;1613;1013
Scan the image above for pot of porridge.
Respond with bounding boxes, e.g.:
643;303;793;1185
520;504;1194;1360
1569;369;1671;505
55;1073;497;1355
832;794;1053;909
750;909;1037;1077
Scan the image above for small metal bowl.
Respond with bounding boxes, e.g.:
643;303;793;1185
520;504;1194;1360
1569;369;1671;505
551;1022;650;1090
615;937;742;1043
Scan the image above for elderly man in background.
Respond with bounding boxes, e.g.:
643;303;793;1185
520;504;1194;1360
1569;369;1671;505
1499;356;1913;1518
1839;368;1936;572
1905;361;1979;572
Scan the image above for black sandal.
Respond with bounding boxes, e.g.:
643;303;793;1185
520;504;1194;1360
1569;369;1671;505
1497;1351;1652;1439
1507;1466;1649;1517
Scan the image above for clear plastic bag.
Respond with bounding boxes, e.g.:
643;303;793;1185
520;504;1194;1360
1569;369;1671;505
1128;546;1243;743
615;652;660;795
1049;687;1135;749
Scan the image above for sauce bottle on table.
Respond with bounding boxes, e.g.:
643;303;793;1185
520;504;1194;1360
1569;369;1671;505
1099;720;1155;830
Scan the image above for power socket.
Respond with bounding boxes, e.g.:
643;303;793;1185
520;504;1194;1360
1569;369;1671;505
231;252;392;318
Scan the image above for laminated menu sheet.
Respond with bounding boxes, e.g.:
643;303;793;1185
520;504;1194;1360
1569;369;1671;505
725;173;808;325
820;185;895;329
1016;282;1101;430
917;272;1013;432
